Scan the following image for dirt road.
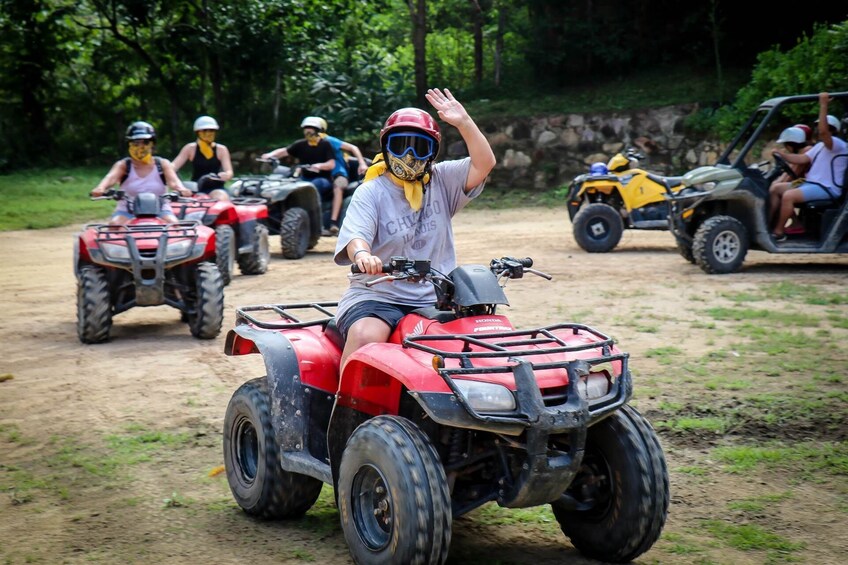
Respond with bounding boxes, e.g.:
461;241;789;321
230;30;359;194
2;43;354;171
1;206;846;564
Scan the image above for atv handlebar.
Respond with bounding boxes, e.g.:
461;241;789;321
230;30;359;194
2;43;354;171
90;189;183;202
350;256;551;287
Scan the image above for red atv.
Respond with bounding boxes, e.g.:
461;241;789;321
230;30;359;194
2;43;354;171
74;190;224;343
173;174;270;285
221;256;668;564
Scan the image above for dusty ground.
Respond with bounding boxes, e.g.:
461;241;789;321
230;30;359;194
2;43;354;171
1;206;846;564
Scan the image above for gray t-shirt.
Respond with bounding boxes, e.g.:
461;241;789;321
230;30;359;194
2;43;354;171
334;157;484;320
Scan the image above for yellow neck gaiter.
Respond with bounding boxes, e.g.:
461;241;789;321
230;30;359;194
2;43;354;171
305;131;320;147
364;154;430;211
128;143;153;164
197;138;215;159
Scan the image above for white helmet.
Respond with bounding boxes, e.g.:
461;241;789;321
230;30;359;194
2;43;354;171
193;115;219;131
776;126;806;145
300;116;324;131
814;114;841;132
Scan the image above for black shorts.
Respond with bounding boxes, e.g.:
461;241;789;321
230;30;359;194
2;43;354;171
336;300;420;340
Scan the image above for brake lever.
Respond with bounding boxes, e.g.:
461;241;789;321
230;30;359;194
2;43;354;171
526;267;552;280
365;274;404;288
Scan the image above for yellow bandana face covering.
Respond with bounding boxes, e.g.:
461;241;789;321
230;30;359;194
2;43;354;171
365;154;430;211
197;138;214;159
387;152;427;181
128;142;153;164
304;129;320;146
197;130;216;143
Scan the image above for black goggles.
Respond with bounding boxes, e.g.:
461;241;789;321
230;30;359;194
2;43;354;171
386;132;435;160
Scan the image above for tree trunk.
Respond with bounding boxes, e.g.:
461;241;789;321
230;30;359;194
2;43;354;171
407;0;428;108
494;1;504;87
469;0;483;85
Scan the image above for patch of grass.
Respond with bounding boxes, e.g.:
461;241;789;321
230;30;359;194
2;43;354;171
0;167;113;230
644;346;683;365
701;519;805;556
728;492;793;513
655;417;729;434
675;466;708;476
714;441;848;477
705;307;820;327
471;502;559;534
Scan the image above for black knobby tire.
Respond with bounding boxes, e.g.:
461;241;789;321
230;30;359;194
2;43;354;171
552;405;669;563
572;202;625;253
223;377;323;519
237;223;270;275
280;207;310;259
188;262;224;339
338;416;451;565
77;266;112;344
215;224;236;286
692;215;749;274
676;238;696;264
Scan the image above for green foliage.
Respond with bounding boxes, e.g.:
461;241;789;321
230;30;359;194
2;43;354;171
715;20;848;139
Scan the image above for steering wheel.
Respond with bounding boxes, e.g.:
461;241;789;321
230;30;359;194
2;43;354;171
772;152;798;180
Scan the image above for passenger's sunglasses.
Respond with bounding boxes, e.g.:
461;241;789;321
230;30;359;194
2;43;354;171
129;140;153;146
386;132;435;160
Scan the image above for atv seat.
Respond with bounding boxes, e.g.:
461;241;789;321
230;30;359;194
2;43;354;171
412;306;457;323
801;154;847;210
324;317;345;351
646;173;683;191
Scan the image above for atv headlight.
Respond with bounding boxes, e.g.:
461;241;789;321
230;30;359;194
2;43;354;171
454;380;516;412
578;373;611;401
693;181;716;191
165;239;192;259
100;242;131;261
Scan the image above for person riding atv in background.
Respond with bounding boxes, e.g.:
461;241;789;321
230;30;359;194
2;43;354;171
90;121;191;224
171;115;234;201
771;92;847;241
333;87;496;368
313;116;369;235
261;117;336;211
768;125;812;233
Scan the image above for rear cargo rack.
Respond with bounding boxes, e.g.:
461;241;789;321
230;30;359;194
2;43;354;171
87;221;199;241
235;302;338;329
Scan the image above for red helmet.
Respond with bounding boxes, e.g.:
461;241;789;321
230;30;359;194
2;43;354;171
380;108;441;157
793;124;812;143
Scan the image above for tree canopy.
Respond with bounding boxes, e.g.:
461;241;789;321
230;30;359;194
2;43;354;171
0;0;845;171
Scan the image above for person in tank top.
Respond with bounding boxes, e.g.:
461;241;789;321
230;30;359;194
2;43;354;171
171;115;234;201
91;121;191;225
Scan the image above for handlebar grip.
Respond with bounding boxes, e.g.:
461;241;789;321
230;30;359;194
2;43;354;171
518;257;533;267
350;264;393;274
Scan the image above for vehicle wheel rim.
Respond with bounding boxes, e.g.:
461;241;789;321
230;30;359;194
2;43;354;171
587;218;609;240
565;449;612;517
234;416;259;484
712;230;740;263
351;464;392;550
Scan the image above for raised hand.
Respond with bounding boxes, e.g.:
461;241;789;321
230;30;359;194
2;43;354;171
426;88;469;128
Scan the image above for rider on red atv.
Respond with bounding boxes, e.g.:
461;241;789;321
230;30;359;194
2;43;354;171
91;121;192;224
171;115;234;201
334;88;496;367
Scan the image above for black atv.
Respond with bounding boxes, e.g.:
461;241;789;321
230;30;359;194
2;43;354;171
667;91;848;273
229;157;369;259
229;160;323;259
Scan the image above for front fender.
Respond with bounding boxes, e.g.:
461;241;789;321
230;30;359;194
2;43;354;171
224;325;306;452
337;343;451;416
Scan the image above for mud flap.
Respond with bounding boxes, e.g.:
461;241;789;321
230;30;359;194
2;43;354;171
227;326;333;483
